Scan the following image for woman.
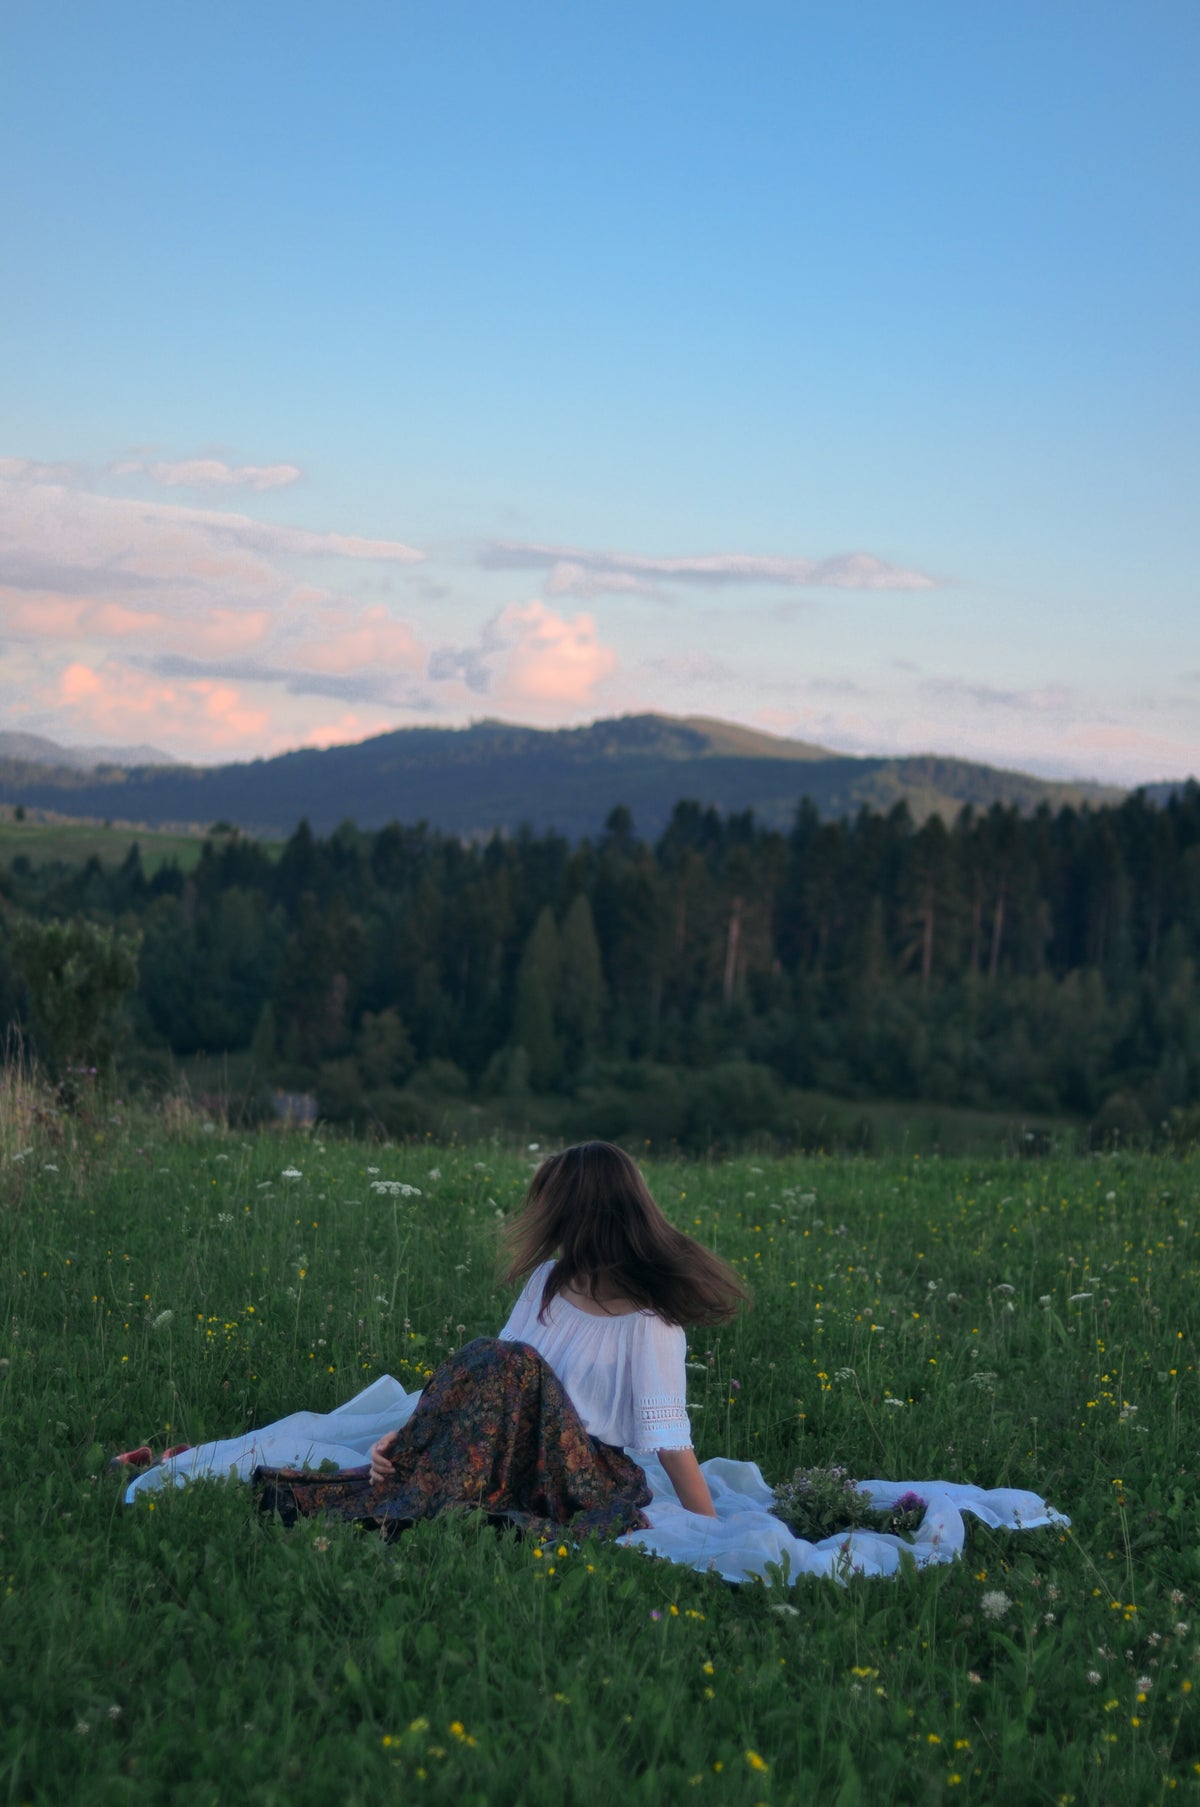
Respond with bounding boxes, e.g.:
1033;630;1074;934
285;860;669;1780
254;1141;749;1538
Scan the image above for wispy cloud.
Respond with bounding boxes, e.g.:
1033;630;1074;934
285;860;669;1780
112;457;304;491
146;650;434;711
0;469;424;615
481;539;938;599
0;461;434;758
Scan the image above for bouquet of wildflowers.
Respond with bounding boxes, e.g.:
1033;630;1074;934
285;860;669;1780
770;1466;926;1542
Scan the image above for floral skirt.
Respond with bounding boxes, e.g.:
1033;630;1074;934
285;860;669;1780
253;1337;652;1540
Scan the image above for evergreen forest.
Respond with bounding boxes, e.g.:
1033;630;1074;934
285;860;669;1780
4;784;1200;1150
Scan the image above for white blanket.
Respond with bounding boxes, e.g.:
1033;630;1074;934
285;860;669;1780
125;1375;1069;1584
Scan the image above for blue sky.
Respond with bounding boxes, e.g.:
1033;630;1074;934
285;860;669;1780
1;1;1196;781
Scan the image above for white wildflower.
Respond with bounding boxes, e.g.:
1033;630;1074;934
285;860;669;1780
427;1168;442;1181
883;1397;906;1409
1137;1674;1152;1691
981;1590;1011;1621
217;1212;233;1225
993;1283;1015;1296
369;1179;421;1197
202;1122;215;1134
256;1180;272;1189
215;1154;229;1162
1039;1295;1052;1307
1105;1190;1116;1202
769;1603;800;1617
528;1143;540;1152
281;1167;302;1181
75;1721;91;1736
1176;1621;1190;1637
834;1367;856;1381
1086;1669;1101;1686
151;1309;173;1330
107;1704;122;1720
1068;1292;1093;1303
43;1163;58;1172
367;1165;380;1174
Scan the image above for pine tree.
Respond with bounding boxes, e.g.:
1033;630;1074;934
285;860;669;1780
511;906;562;1089
557;892;606;1063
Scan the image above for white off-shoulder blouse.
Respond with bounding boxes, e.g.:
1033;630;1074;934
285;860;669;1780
498;1261;693;1454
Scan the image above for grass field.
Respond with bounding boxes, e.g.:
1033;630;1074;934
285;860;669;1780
1;1086;1197;1805
0;813;277;875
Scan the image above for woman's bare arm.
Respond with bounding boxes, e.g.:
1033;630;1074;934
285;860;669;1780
657;1447;717;1517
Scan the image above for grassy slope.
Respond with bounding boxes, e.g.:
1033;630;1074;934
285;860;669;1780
1;1110;1197;1804
0;816;276;875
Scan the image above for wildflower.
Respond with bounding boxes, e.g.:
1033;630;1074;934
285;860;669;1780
1087;1670;1101;1685
744;1750;769;1773
427;1168;442;1180
981;1590;1012;1621
649;1609;662;1621
883;1397;905;1408
1068;1292;1093;1303
75;1722;91;1736
408;1717;430;1734
967;1671;982;1685
281;1167;303;1180
1137;1675;1152;1691
107;1704;122;1720
313;1536;329;1552
151;1309;173;1330
994;1283;1015;1296
770;1604;800;1617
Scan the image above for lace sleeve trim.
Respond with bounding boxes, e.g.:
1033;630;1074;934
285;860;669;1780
632;1395;692;1453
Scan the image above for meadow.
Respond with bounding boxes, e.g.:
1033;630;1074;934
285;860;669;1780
1;1085;1197;1805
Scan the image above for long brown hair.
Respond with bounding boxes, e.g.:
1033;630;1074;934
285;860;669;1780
500;1141;748;1328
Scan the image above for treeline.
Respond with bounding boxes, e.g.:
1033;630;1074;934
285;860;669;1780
3;785;1200;1144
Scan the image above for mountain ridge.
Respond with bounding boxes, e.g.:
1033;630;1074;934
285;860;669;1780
0;713;1148;841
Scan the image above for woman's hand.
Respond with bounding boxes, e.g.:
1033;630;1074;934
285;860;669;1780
369;1432;400;1487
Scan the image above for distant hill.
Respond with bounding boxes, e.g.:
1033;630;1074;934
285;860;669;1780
0;713;1133;841
0;731;178;770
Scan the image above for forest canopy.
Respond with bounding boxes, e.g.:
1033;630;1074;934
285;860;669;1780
3;784;1198;1148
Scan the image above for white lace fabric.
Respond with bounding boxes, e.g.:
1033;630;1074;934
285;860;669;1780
498;1262;694;1454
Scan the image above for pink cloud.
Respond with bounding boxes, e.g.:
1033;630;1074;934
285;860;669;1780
283;711;395;752
494;601;618;707
293;605;426;675
0;587;273;656
47;659;272;755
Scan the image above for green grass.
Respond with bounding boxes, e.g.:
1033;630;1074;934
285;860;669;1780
1;1090;1198;1805
0;814;280;874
